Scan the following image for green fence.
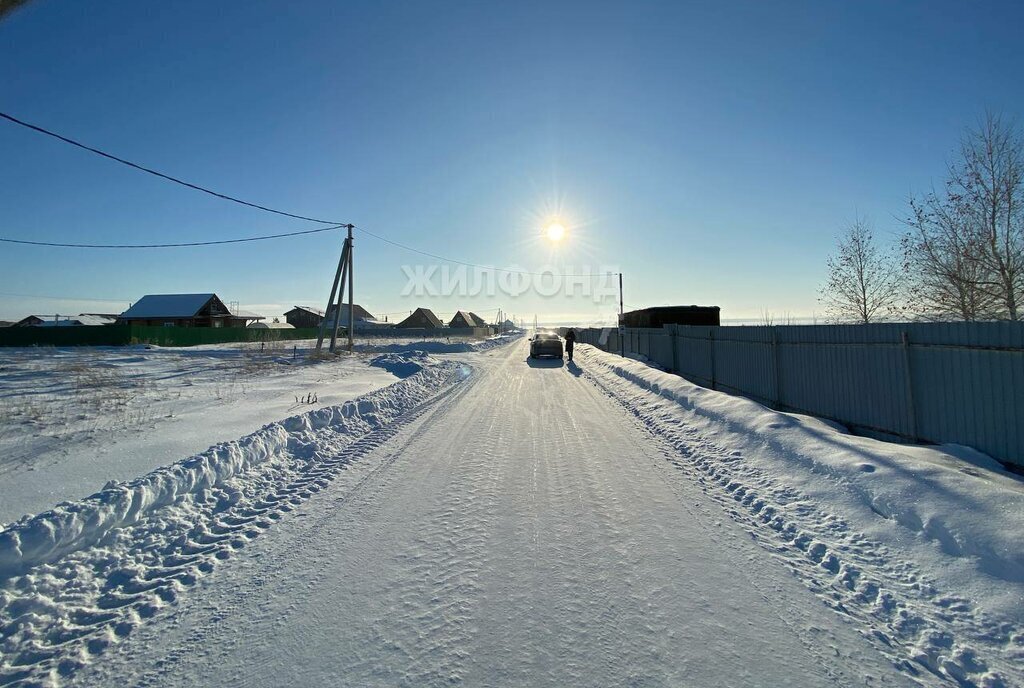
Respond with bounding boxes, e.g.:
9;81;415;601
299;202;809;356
0;325;324;348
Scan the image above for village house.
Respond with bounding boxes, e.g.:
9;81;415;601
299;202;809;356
396;308;443;329
448;310;486;328
285;304;390;331
118;294;263;328
324;304;392;330
283;306;325;329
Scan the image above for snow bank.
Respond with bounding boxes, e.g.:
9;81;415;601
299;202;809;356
0;344;400;523
356;332;522;355
587;349;1024;582
370;352;428;378
0;357;465;580
580;345;1024;686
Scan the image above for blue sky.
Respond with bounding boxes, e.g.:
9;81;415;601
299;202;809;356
2;1;1023;324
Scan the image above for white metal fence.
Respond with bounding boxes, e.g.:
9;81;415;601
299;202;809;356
578;322;1024;469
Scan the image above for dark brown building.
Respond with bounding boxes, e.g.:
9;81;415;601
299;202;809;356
396;308;443;329
448;310;485;328
621;305;720;328
284;306;326;329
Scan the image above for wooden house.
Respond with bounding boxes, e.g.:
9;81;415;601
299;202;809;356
284;306;325;329
118;294;263;328
396;308;443;329
449;310;485;328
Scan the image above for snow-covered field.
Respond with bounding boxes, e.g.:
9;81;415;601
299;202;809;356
0;333;1021;687
0;343;398;523
0;337;511;524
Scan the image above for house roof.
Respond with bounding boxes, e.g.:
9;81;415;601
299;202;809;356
286;305;325;317
450;310;485;327
15;314;116;327
468;312;488;327
233;309;265;320
248;321;295;329
327;304;375;321
397;308;443;328
45;315;117;327
120;294;220;319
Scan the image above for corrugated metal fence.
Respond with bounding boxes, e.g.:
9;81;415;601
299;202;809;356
578;322;1024;468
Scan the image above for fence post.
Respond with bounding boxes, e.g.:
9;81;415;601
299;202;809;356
709;328;717;390
771;327;781;407
671;326;679;374
901;331;918;441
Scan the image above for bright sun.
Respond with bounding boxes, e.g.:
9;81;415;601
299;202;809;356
544;222;566;242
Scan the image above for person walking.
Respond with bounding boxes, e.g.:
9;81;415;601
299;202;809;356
564;328;577;362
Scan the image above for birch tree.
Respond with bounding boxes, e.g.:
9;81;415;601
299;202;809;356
903;191;994;320
820;216;901;323
904;113;1023;320
954;112;1024;320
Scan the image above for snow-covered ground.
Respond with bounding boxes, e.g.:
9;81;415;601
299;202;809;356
0;334;1021;687
0;344;399;523
0;336;511;524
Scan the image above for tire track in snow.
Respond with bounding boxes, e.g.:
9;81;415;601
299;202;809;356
343;367;506;685
534;382;687;685
580;351;1020;688
0;361;471;688
116;368;481;688
568;374;860;687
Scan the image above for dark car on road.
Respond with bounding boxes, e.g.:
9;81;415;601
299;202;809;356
529;332;564;359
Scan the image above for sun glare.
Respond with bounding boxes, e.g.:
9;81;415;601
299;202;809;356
544;222;566;242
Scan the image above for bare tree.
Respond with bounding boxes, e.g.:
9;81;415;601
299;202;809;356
0;0;32;22
903;192;994;320
903;113;1024;320
954;112;1024;320
820;216;902;323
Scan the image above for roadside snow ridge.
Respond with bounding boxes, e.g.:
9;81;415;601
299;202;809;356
0;356;469;686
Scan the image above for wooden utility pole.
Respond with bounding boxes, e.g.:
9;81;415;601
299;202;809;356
346;224;354;353
315;224;356;354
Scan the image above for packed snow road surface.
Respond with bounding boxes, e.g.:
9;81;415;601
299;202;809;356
2;337;1021;687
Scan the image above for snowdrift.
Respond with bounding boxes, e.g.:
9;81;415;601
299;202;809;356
0;356;467;579
581;345;1024;685
587;349;1024;583
356;331;522;355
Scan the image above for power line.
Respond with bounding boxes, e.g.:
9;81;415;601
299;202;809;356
0;224;344;248
0;110;344;225
1;111;620;275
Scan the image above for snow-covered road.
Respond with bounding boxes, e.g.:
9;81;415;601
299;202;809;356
4;337;1021;687
66;340;904;687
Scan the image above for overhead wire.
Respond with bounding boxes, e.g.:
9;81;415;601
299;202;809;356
0;224;344;248
0;110;343;225
1;111;621;275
